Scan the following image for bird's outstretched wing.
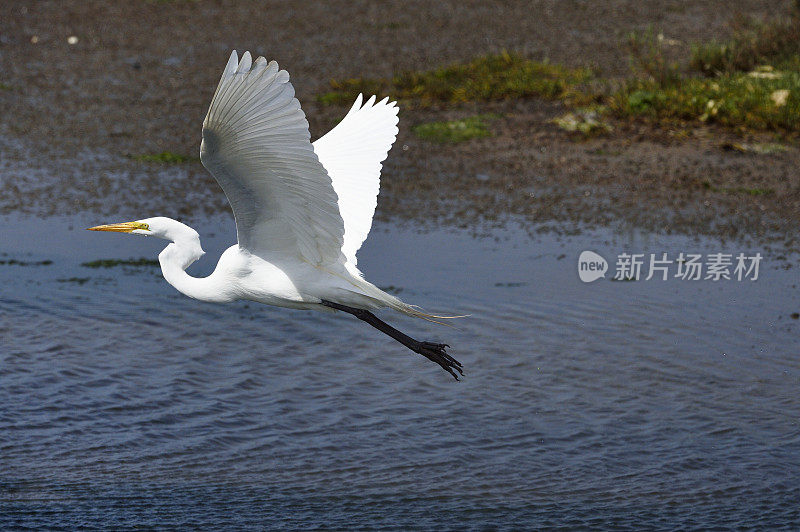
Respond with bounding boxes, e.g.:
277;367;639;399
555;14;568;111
313;94;399;266
201;51;345;265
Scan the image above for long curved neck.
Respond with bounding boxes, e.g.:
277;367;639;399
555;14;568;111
158;237;230;303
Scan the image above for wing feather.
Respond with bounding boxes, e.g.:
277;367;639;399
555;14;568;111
200;51;345;265
313;94;399;266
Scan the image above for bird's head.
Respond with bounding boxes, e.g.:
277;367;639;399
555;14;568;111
88;216;200;243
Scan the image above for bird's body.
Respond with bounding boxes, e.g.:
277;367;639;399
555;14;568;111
159;232;399;311
89;51;463;379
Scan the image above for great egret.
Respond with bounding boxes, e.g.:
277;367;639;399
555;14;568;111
89;51;463;379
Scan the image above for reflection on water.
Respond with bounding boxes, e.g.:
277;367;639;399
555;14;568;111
2;215;799;529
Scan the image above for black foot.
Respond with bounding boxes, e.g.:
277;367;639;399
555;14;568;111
319;299;464;380
415;341;463;380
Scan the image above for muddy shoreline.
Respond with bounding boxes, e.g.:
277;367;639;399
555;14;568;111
0;1;797;249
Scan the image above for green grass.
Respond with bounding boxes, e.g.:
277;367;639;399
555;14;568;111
690;13;800;76
129;151;195;164
319;9;800;134
625;26;681;87
81;258;159;268
608;10;800;132
412;115;496;143
610;71;800;131
730;187;775;196
318;51;591;106
721;141;788;154
0;82;13;91
0;259;52;266
57;277;90;285
602;10;800;133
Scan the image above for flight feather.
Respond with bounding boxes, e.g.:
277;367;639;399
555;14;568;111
200;51;345;265
313;94;399;266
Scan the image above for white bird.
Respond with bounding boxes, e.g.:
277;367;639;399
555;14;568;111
89;50;463;379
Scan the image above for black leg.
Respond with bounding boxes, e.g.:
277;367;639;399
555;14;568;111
320;300;463;380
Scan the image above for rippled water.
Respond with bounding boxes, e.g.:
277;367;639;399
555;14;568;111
2;215;799;529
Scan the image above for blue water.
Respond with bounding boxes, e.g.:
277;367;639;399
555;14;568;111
2;215;799;529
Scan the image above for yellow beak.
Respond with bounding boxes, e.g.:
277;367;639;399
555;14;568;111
87;221;149;233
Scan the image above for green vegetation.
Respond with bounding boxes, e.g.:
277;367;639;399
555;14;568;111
610;72;800;131
320;7;800;135
609;12;800;133
721;142;788;154
81;257;160;268
0;82;13;91
129;151;196;164
318;51;591;106
412;115;496;143
625;26;681;87
731;187;775;196
701;181;774;196
690;14;800;76
0;259;52;266
57;277;90;285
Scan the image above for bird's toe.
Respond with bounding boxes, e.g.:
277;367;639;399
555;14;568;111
416;341;464;380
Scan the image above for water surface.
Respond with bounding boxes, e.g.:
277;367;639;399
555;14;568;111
2;215;799;529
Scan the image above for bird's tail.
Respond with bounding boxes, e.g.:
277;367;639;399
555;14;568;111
394;302;469;326
347;271;467;325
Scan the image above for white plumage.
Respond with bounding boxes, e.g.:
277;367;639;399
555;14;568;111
89;51;463;380
201;51;346;266
313;93;399;267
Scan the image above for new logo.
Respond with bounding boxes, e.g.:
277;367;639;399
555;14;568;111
578;251;608;282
